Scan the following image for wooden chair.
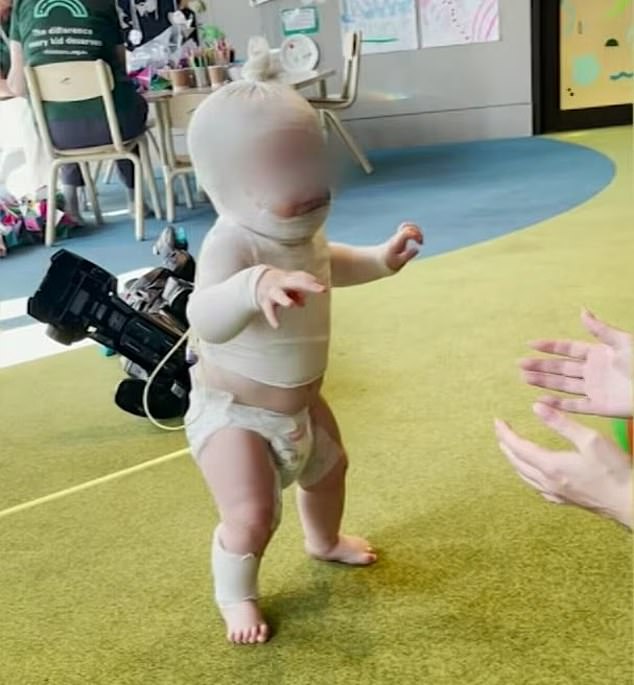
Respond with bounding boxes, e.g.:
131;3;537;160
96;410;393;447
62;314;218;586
24;59;162;246
162;92;208;222
308;31;373;175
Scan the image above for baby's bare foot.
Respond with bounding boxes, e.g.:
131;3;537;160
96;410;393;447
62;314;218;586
306;535;377;565
220;600;269;645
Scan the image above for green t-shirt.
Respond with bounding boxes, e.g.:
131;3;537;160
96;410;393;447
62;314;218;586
10;0;137;120
0;17;10;78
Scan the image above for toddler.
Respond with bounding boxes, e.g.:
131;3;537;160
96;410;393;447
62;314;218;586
186;69;422;645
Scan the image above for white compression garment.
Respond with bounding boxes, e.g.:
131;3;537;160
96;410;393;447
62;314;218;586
186;73;395;388
185;60;398;610
188;218;331;387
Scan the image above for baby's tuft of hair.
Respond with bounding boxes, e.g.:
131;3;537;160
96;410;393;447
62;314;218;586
242;36;277;83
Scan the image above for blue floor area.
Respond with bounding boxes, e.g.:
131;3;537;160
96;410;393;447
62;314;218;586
0;136;614;301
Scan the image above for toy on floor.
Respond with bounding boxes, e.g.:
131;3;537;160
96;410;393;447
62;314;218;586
612;418;633;456
0;193;78;256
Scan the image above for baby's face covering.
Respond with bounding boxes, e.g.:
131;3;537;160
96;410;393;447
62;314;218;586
244;128;331;219
188;81;332;244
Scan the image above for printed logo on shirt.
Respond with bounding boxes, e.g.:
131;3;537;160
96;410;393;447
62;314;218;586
33;0;89;20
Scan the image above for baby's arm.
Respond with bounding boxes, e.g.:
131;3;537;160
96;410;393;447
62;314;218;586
329;223;423;287
187;230;268;344
329;243;393;287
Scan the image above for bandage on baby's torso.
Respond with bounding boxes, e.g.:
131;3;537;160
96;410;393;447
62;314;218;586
187;219;331;389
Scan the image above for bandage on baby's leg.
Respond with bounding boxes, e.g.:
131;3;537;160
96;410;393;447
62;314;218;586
212;527;261;607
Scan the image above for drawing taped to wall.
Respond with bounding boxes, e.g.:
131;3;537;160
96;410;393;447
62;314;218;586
340;0;419;54
419;0;500;48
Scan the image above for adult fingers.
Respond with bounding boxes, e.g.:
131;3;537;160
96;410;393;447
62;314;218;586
521;371;585;395
541;492;567;504
528;339;590;360
582;308;627;347
498;442;566;504
532;402;598;450
494;418;555;467
519;357;583;378
535;395;593;415
498;442;546;488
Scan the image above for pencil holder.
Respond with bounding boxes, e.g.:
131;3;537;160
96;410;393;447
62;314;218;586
208;65;228;90
193;66;209;88
169;68;191;93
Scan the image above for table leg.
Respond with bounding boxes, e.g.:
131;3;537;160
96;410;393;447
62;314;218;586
152;101;169;169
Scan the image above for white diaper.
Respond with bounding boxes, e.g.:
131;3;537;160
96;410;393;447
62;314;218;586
185;385;340;491
187;385;342;607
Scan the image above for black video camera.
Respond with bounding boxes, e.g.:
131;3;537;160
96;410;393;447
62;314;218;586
28;244;194;420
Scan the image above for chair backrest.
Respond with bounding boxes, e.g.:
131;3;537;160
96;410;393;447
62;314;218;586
165;92;207;166
24;60;125;158
340;31;362;105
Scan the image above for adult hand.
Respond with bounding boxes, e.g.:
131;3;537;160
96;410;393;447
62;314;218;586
256;268;326;329
383;223;423;272
495;403;632;529
520;309;632;418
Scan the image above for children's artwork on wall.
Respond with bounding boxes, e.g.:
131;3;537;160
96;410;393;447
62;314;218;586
340;0;419;54
281;7;320;36
419;0;500;48
560;0;633;110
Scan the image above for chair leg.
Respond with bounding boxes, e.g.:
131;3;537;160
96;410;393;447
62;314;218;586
80;161;103;225
104;160;115;184
318;109;328;136
179;174;194;210
45;162;60;247
131;156;144;241
79;186;89;212
323;110;373;175
140;138;162;220
147;129;161;164
93;160;103;185
165;172;176;223
195;181;208;204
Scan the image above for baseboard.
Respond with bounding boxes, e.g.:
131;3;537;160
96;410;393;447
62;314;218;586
341;104;534;150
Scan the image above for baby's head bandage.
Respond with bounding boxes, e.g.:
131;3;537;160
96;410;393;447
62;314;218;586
187;50;331;244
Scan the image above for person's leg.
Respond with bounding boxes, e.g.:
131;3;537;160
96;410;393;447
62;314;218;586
115;96;149;195
49;119;95;225
59;163;85;225
197;426;279;644
296;396;377;565
48;100;151;216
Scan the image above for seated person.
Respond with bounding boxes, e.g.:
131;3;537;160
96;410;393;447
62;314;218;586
0;0;11;96
7;0;149;223
1;0;51;203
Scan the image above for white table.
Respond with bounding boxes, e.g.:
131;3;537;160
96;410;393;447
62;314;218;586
271;68;336;89
144;68;335;103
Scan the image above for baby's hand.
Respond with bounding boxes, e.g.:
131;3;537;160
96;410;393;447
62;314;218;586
384;223;423;272
256;268;326;329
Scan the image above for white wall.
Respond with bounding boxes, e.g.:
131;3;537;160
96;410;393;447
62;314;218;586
203;0;533;149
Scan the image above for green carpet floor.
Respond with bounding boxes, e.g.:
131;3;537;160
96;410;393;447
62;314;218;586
1;128;632;685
